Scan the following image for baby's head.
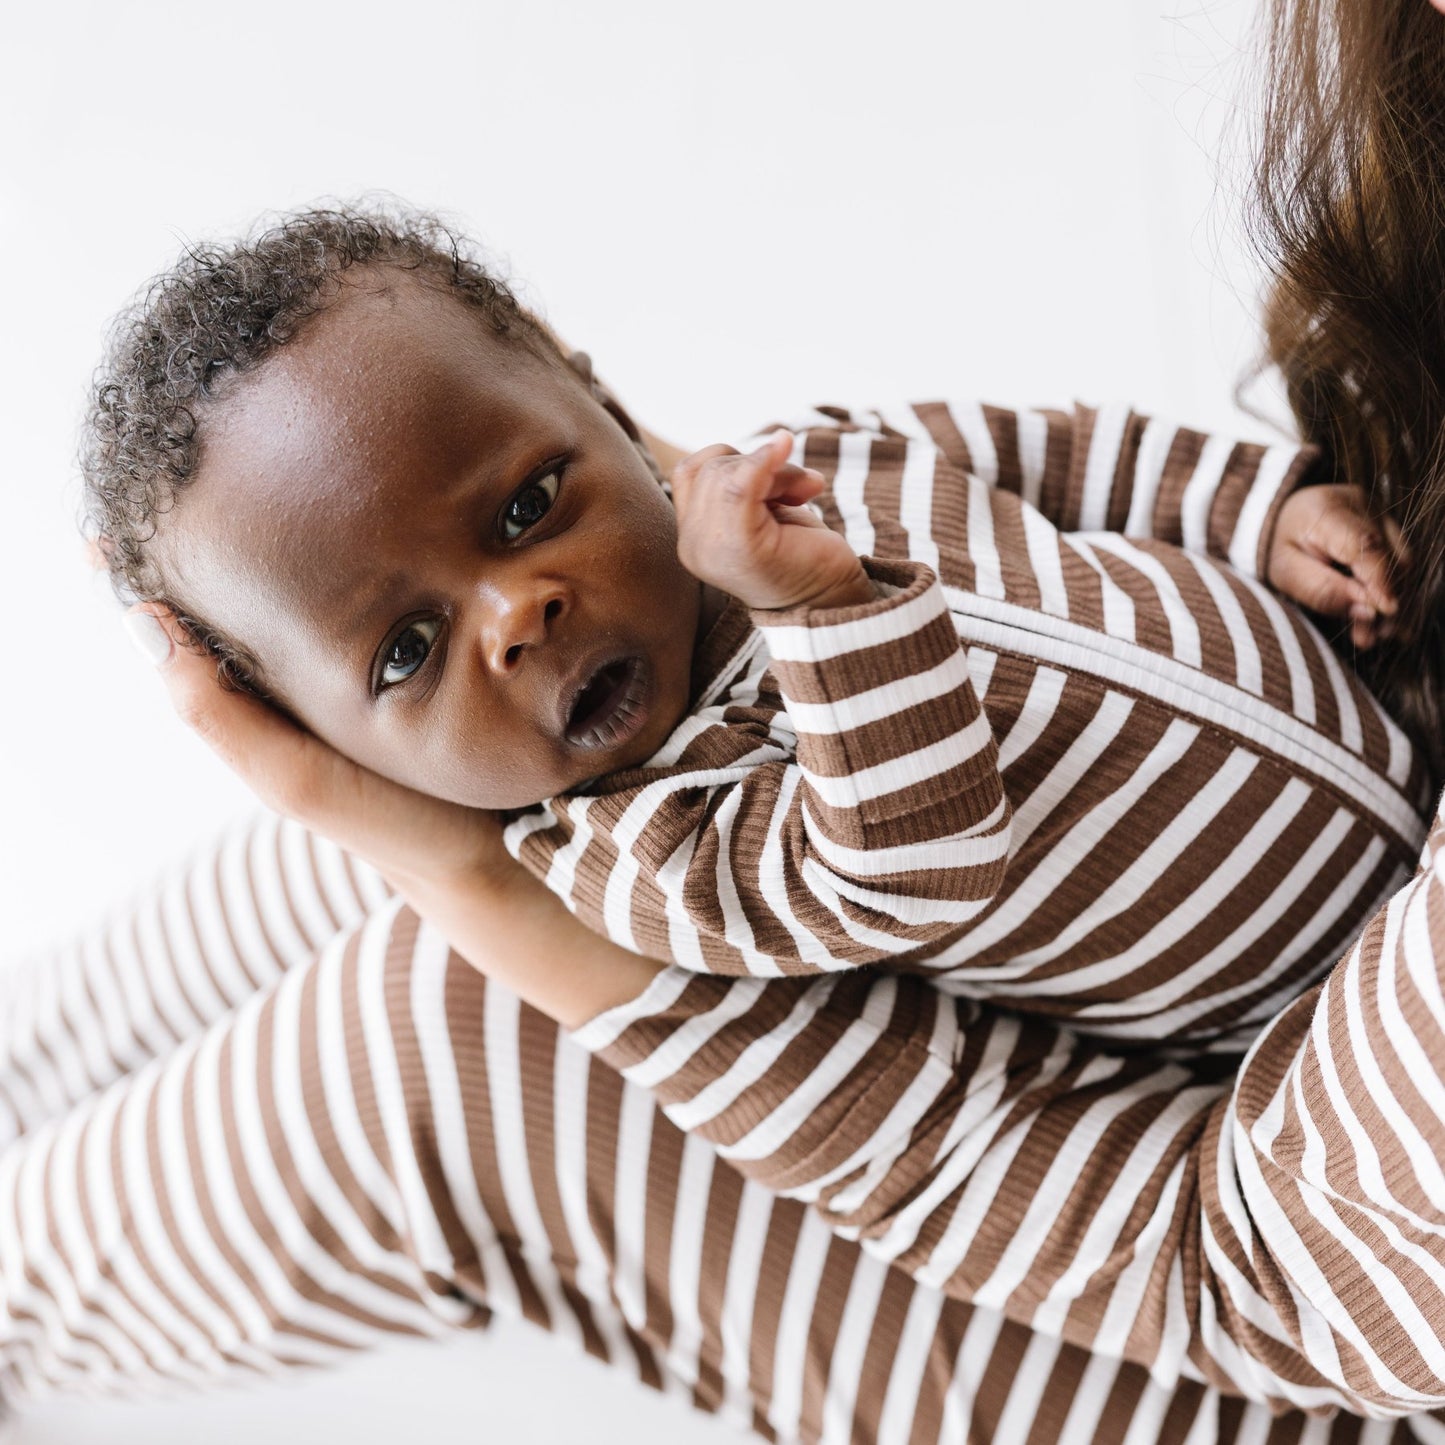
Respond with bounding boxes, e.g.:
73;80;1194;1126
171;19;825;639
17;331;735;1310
84;206;704;810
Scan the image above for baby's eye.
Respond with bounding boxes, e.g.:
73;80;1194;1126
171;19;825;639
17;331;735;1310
501;468;562;540
379;617;442;689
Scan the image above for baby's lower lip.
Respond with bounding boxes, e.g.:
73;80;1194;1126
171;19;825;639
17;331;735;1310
564;656;651;750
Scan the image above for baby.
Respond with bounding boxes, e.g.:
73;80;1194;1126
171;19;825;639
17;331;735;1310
88;206;1424;1049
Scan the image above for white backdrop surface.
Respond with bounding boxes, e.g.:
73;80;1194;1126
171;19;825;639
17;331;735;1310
1;1;1276;1439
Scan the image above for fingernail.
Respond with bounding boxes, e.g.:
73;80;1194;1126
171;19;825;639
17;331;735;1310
123;610;174;667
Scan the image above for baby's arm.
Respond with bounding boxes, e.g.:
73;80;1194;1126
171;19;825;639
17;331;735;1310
875;398;1405;638
826;399;1311;580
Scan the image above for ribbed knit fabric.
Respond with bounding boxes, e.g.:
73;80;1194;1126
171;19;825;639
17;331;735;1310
1;817;1444;1440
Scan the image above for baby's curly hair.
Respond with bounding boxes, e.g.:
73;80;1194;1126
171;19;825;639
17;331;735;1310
82;202;556;692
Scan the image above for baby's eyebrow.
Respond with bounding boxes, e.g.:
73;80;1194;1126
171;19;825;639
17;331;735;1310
341;568;418;648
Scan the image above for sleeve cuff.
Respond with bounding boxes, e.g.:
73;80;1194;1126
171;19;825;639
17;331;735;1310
749;557;947;672
1230;443;1322;580
568;965;696;1057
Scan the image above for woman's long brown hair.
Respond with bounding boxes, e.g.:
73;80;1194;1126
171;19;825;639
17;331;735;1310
1250;0;1445;780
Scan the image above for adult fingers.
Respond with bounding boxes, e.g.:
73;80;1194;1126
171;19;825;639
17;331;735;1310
129;607;360;832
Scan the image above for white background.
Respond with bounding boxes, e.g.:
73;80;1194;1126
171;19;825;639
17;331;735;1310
2;1;1276;1439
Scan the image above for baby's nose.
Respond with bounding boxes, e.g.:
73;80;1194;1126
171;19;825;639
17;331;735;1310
484;589;568;673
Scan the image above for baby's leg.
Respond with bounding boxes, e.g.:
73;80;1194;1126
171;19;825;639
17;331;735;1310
0;815;390;1151
0;899;481;1402
1;882;1425;1445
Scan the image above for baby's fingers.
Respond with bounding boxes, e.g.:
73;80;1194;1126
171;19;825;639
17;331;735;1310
1308;500;1399;615
1267;553;1383;647
1269;547;1367;617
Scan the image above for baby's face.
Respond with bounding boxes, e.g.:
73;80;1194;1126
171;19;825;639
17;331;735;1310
152;275;705;810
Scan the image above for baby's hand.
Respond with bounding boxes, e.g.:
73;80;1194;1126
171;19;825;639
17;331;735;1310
671;432;875;611
1266;484;1403;649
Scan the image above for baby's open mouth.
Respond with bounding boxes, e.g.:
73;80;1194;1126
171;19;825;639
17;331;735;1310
564;656;651;750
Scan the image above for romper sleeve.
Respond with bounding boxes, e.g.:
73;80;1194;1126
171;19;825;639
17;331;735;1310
805;399;1319;580
570;788;1445;1416
506;554;1012;976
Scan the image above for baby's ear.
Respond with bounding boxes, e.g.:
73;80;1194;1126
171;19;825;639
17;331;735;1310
565;349;664;484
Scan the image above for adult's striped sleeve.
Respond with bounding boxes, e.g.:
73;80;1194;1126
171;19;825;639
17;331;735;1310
573;787;1445;1415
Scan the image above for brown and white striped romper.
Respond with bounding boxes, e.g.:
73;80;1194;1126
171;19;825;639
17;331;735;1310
507;400;1427;1053
1;403;1441;1439
3;813;1445;1442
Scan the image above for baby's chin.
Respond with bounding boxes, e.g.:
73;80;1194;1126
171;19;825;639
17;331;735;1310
417;725;682;814
391;750;615;814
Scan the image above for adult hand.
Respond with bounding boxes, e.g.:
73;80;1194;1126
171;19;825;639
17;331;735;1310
124;606;664;1028
124;607;508;895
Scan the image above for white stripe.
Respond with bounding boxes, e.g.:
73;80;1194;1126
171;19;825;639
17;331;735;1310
804;708;996;810
1251;581;1317;726
716;1181;773;1426
609;1064;657;1335
1122;414;1176;538
783;648;973;734
940;397;1001;484
994;663;1067;773
805;798;1009;880
755;767;835;970
1178;433;1235;555
1088;532;1203;668
1183;552;1264;698
132;893;205;1040
833;429;876;559
938;1305;1008;1445
277;817;344;949
662;1131;715;1391
876;1284;945;1442
408;925;522;1322
898;427;942;579
1020;498;1072;618
1014;407;1049;512
1229;444;1296;576
482;986;583;1348
818;1251;890;1445
764;1208;832;1439
986;741;1257;992
569;963;695;1056
1079;403;1131;528
666;978;855;1136
1069;535;1137;644
966;469;1009;602
551;1040;631;1362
